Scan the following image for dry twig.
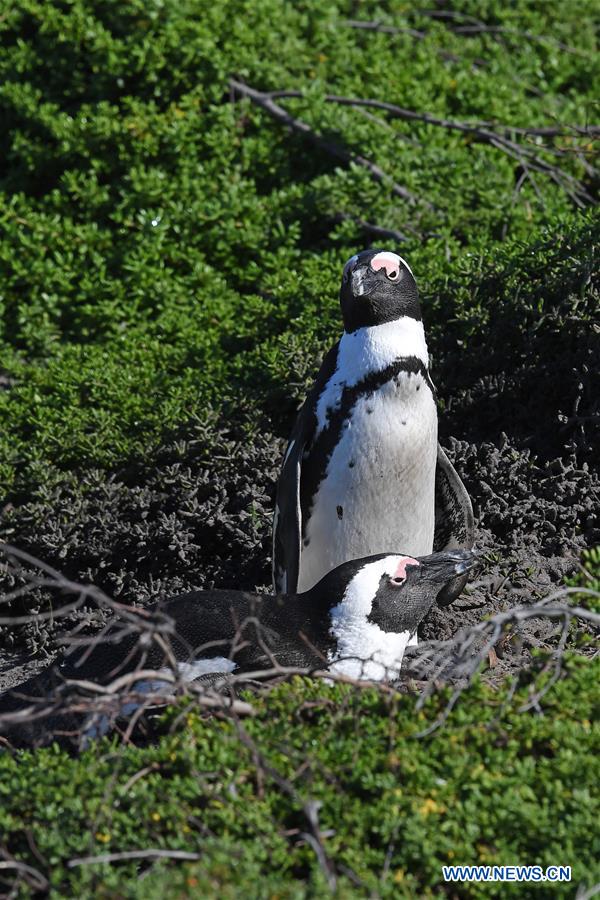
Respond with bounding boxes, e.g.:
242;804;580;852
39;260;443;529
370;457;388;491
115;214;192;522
229;79;427;213
68;849;201;868
261;89;596;206
0;859;49;894
0;545;597;749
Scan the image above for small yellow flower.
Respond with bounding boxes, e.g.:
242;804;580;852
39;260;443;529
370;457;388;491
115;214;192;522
478;843;495;861
394;868;406;883
151;812;161;822
95;832;111;843
417;798;445;816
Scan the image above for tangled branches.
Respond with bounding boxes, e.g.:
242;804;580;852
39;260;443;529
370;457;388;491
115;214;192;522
0;544;597;749
230;80;598;210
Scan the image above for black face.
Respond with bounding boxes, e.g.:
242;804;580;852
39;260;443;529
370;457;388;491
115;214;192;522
339;248;421;333
367;550;479;634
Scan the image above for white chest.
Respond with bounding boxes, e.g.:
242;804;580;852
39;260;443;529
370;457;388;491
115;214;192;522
328;624;415;681
315;317;430;433
298;319;438;593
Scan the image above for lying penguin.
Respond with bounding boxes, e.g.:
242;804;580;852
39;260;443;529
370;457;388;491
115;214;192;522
0;549;478;745
273;249;474;603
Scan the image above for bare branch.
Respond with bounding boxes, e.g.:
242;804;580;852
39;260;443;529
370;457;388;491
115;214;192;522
235;721;338;891
68;849;201;868
341;17;591;99
409;588;599;736
0;859;49;893
575;882;600;900
0;545;597;750
229;79;429;214
260;89;596;205
331;212;410;243
343;18;487;70
344;18;425;40
121;763;160;796
412;9;592;57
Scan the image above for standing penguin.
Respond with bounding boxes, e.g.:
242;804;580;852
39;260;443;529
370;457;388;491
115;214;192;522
273;249;474;602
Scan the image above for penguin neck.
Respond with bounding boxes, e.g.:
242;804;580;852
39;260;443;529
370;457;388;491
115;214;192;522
333;557;399;615
326;556;415;681
338;316;429;383
299;556;396;611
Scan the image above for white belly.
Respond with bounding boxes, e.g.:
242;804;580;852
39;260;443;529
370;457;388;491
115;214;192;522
298;372;437;592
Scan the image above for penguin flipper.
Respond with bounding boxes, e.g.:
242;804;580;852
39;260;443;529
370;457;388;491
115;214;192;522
272;344;340;594
433;444;475;606
272;404;312;594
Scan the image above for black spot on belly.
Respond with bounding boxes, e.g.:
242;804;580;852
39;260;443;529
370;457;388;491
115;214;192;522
348;460;355;468
402;420;407;425
416;385;420;391
336;505;343;520
303;538;310;547
366;407;373;414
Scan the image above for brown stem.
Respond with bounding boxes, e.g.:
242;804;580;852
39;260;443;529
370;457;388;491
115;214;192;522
229;79;429;212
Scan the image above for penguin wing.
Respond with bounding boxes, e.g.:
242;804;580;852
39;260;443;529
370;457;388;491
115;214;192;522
433;444;475;606
272;343;340;594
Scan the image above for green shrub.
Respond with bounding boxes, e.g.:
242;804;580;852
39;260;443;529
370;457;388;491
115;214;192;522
0;656;598;897
0;553;597;897
0;0;597;497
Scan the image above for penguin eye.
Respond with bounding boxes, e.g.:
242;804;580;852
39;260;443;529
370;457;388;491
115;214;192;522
387;270;399;281
389;575;405;587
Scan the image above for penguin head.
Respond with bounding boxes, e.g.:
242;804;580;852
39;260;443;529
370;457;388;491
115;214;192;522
315;550;479;637
366;549;479;634
339;249;421;333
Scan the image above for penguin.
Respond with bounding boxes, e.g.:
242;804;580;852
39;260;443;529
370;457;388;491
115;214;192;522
0;549;479;746
273;248;474;604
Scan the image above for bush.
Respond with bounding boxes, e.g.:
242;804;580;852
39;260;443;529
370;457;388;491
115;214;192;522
0;645;598;896
0;0;597;497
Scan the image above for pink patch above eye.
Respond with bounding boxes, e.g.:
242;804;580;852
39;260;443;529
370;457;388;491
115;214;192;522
393;556;420;581
370;251;402;277
370;251;413;278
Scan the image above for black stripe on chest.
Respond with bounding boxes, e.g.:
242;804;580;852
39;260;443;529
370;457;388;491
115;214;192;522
300;356;435;539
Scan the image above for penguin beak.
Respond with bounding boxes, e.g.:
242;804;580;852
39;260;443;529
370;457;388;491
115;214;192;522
419;550;482;580
447;550;483;575
452;551;481;575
